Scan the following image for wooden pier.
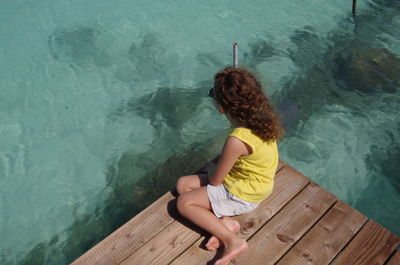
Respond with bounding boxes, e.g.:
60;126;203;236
72;162;400;265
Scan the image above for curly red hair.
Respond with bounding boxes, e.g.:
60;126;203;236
214;67;283;142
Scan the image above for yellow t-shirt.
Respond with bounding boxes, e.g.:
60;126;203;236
223;127;278;203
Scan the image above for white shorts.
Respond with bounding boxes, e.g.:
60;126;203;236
206;184;260;218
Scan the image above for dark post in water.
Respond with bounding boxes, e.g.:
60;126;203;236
233;42;238;67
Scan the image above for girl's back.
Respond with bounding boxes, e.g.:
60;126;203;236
223;127;278;203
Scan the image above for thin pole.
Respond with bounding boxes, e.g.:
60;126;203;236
352;0;357;16
233;42;238;67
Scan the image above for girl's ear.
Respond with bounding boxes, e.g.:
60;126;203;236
214;102;225;114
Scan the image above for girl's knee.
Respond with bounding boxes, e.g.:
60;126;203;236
176;176;188;195
176;193;190;213
176;174;208;195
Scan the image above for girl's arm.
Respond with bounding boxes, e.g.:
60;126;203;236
208;136;250;186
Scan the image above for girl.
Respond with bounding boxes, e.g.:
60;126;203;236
176;66;282;265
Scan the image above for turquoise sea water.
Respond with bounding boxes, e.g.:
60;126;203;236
1;0;399;264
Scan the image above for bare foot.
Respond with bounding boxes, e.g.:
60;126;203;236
205;217;240;251
214;238;248;265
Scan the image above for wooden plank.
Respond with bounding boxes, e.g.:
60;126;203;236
233;182;337;265
170;165;310;265
276;200;368;265
386;250;400;265
331;220;400;265
71;191;178;265
119;218;201;265
118;162;287;265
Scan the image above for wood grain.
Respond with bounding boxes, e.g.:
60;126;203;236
276;200;368;265
71;192;177;265
119;218;201;265
234;182;337;265
331;220;400;265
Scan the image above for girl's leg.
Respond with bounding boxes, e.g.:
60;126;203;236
176;174;208;195
177;187;248;265
176;159;218;195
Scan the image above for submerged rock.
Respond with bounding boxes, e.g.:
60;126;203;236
116;86;205;131
275;98;300;131
288;26;322;69
243;37;278;67
128;33;167;80
334;46;400;94
48;25;111;67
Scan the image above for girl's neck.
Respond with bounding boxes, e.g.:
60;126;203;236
226;114;246;129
